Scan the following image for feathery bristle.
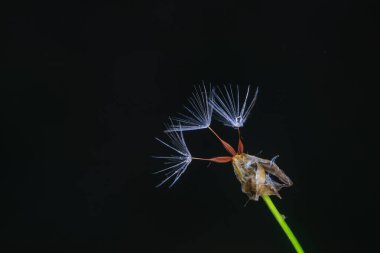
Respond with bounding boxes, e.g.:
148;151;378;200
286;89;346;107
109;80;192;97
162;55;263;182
165;84;213;132
210;85;259;128
153;122;192;187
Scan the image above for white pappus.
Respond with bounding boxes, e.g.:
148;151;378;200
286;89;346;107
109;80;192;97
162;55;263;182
153;121;192;187
210;85;259;128
165;83;214;132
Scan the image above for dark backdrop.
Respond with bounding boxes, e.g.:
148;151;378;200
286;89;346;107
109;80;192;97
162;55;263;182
3;1;375;252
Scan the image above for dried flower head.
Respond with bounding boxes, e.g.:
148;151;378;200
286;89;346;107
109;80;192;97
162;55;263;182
154;84;291;200
231;153;292;201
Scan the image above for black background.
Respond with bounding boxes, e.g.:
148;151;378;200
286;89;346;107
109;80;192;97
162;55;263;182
3;0;375;252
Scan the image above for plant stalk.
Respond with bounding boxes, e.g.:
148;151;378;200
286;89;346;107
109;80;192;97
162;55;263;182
262;195;304;253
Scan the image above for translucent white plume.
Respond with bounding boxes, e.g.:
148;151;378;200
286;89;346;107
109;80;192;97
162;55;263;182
165;84;213;132
210;85;259;128
153;123;192;187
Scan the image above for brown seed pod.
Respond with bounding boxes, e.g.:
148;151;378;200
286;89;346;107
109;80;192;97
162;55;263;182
232;154;293;201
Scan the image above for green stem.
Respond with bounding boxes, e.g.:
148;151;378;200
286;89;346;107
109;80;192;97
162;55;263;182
262;195;304;253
